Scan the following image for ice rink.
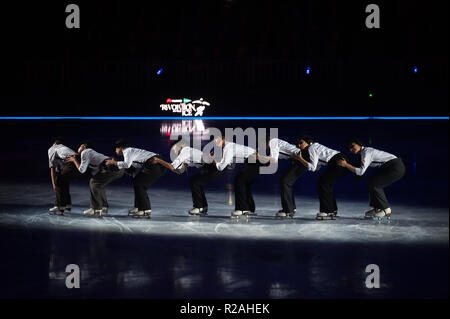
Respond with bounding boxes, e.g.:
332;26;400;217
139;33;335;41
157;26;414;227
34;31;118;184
0;184;448;244
0;183;448;298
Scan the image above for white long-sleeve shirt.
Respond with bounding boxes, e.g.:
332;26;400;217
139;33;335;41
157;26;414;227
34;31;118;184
269;138;301;161
117;147;158;170
171;146;204;173
216;142;256;171
307;142;339;172
355;147;397;176
48;144;77;171
78;148;109;176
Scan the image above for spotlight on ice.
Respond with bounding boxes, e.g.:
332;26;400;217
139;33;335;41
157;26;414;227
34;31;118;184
156;68;164;75
413;66;418;74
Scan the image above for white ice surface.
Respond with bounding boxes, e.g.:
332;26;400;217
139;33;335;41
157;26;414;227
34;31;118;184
0;183;448;243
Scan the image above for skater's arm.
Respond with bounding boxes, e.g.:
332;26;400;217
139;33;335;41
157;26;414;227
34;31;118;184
150;157;181;174
257;153;277;164
50;167;56;190
66;155;81;170
291;151;310;168
105;158;119;167
338;149;372;176
337;158;357;174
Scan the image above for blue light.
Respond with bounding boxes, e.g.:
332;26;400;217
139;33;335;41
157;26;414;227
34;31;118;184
156;68;163;75
413;66;418;73
305;66;311;75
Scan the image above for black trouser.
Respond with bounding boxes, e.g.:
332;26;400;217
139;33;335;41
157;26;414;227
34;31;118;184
280;161;307;214
89;165;125;210
132;158;167;211
317;153;349;214
234;161;263;212
189;164;226;208
367;158;405;209
54;162;81;208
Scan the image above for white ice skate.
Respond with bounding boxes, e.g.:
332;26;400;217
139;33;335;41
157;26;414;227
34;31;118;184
316;212;336;220
128;207;138;216
231;210;243;218
101;207;108;215
49;205;69;215
188;207;208;216
134;210;151;218
49;206;59;214
83;208;103;218
373;208;391;221
276;208;296;218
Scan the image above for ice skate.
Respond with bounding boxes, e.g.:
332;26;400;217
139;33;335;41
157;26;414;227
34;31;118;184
133;210;151;219
316;212;336;220
49;205;69;215
230;210;243;218
49;206;60;215
188;207;208;216
364;208;376;219
128;207;138;216
83;208;103;218
101;207;109;216
373;208;391;222
276;208;296;218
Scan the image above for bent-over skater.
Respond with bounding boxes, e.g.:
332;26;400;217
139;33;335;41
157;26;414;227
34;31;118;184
106;139;166;218
67;141;125;217
337;139;405;220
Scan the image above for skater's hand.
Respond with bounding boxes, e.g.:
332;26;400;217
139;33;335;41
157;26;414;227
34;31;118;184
106;158;117;166
149;157;158;165
173;169;182;175
337;159;347;167
66;155;76;163
52;184;56;191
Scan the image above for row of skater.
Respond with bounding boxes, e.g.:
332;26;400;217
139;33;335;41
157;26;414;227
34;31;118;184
48;137;166;218
156;134;405;220
48;132;405;220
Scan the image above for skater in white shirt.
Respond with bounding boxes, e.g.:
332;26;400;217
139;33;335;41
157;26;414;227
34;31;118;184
48;137;81;215
293;135;349;220
106;139;166;218
67;141;125;218
258;136;305;218
213;136;261;217
337;139;405;220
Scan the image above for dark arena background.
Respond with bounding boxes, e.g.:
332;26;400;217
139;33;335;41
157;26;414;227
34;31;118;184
0;0;448;316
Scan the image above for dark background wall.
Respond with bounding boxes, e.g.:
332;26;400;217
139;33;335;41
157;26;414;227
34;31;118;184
0;0;448;116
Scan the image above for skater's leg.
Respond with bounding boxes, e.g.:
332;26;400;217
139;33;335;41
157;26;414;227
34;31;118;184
91;169;125;210
367;158;405;209
133;164;166;211
189;165;224;208
59;163;80;207
234;171;248;211
317;156;348;214
280;162;306;214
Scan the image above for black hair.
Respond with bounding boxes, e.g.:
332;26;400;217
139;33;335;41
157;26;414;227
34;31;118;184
296;134;314;145
114;138;131;149
79;140;95;150
51;136;66;145
347;139;364;149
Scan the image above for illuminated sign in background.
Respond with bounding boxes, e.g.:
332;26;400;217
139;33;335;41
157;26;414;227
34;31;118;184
160;98;211;116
